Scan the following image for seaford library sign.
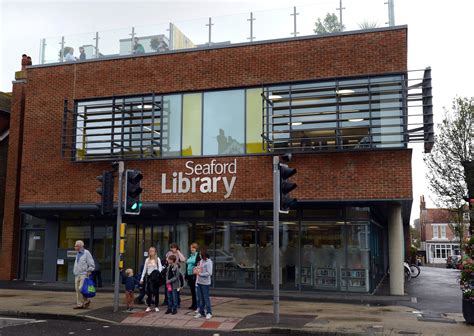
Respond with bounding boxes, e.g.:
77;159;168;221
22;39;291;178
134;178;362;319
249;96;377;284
161;159;237;199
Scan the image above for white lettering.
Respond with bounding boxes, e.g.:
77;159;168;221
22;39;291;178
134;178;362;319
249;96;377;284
178;172;190;193
185;161;194;176
199;177;212;193
161;173;172;193
223;176;236;199
191;177;199;193
228;159;237;174
212;176;221;192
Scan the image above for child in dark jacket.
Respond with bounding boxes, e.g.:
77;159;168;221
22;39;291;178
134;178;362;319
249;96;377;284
165;255;180;315
124;268;139;312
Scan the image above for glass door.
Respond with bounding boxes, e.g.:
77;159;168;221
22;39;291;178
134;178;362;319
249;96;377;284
25;230;45;281
92;224;114;283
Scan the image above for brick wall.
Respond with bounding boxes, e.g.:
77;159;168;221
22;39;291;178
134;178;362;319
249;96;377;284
0;83;25;280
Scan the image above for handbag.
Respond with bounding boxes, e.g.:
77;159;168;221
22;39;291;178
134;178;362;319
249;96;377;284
81;276;96;298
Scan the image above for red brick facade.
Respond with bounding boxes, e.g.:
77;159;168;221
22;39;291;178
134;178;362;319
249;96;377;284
1;27;410;280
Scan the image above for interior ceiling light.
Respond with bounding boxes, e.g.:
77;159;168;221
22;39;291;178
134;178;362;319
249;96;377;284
268;95;282;100
349;118;364;122
291;122;303;126
336;89;355;95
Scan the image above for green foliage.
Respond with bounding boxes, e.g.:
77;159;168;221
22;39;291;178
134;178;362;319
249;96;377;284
424;97;474;209
460;237;474;300
314;13;344;34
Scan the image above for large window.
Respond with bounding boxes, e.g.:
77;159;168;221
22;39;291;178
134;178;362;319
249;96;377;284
262;74;406;152
67;73;410;161
203;90;245;155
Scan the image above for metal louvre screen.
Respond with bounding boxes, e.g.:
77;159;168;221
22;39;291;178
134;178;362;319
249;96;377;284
262;69;433;153
63;94;163;161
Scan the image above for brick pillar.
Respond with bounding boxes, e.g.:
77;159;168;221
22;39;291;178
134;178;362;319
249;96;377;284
0;80;26;280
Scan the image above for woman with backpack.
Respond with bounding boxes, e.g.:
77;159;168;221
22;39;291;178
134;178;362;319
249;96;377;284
140;246;163;312
185;242;201;310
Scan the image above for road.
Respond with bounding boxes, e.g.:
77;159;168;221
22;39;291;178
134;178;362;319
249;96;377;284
0;317;291;336
403;266;462;314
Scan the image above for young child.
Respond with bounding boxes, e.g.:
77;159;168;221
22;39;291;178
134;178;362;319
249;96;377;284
165;254;180;315
124;268;139;312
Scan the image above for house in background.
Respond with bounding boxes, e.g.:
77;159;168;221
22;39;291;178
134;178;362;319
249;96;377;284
419;195;469;264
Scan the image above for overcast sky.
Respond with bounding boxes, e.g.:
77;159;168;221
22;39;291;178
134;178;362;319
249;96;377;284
1;0;473;222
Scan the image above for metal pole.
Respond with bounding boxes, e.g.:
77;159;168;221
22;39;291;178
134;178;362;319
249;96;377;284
207;17;213;46
387;0;395;26
247;12;255;42
60;36;65;62
169;22;174;50
40;38;46;64
336;0;345;29
291;6;299;37
113;161;125;313
272;155;280;324
94;32;99;58
130;27;135;54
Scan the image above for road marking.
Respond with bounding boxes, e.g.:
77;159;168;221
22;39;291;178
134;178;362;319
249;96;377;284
411;297;418;303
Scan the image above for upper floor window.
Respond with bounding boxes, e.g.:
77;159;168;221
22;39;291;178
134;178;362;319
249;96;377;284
262;75;406;153
432;224;447;239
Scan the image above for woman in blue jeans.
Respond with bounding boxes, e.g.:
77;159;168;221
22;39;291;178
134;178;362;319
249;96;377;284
194;247;213;320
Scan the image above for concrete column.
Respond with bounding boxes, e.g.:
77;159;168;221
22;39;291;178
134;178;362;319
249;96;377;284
388;204;404;295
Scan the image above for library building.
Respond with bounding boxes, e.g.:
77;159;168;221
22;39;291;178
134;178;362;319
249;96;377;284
1;24;433;295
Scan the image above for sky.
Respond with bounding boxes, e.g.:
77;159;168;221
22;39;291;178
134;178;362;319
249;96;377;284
1;0;473;222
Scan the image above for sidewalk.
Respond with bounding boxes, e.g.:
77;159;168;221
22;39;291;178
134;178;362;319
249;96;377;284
0;288;472;335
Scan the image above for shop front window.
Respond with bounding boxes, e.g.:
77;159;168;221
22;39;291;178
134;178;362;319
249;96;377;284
343;222;370;292
214;221;257;288
301;221;343;291
257;221;299;290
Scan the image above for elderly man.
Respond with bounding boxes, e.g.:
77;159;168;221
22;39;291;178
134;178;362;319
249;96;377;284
73;240;95;309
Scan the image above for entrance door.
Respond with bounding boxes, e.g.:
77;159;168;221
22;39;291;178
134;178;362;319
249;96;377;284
25;230;45;280
92;224;114;283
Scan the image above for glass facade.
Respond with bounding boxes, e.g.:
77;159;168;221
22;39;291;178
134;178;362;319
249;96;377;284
20;206;386;293
263;74;406;152
203;90;245;155
182;93;202;156
70;73;409;161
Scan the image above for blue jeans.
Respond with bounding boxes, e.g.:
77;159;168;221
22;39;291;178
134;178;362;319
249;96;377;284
196;283;212;315
167;289;178;311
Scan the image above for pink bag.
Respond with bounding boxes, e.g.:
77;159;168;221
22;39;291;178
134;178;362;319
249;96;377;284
166;283;172;292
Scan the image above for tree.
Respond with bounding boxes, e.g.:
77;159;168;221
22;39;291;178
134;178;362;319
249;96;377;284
358;20;379;30
424;97;474;234
448;209;468;244
411;219;421;249
314;13;344;35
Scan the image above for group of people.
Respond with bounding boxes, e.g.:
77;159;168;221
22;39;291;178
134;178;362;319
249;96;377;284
63;46;87;62
72;240;213;320
21;54;32;70
124;242;213;319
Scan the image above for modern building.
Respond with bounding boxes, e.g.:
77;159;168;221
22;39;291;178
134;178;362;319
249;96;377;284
419;196;469;264
1;24;433;295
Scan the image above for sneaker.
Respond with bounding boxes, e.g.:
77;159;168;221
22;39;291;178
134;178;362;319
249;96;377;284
206;313;212;320
172;310;177;315
165;309;172;314
154;307;160;312
194;313;203;318
194;308;200;313
145;307;152;312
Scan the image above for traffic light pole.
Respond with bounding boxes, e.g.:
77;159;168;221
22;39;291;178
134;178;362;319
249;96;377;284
272;156;280;324
113;161;124;313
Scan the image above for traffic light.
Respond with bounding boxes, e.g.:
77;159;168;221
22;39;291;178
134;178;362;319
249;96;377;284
279;160;297;213
124;169;143;215
96;171;114;215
